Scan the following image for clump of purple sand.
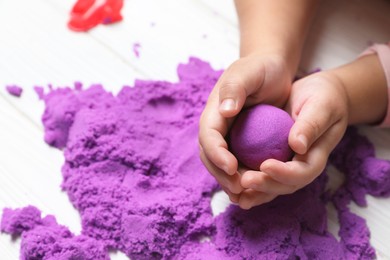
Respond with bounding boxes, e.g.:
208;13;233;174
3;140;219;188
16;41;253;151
229;104;294;170
2;58;390;259
1;206;108;259
6;85;23;97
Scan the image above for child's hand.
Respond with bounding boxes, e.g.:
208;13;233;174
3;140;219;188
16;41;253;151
238;71;349;209
199;54;292;202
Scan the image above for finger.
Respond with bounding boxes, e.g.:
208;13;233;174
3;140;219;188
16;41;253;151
220;185;240;204
289;98;338;155
240;170;297;195
199;89;238;175
260;157;321;187
200;150;243;194
262;120;346;187
198;128;237;175
238;189;277;210
217;60;266;118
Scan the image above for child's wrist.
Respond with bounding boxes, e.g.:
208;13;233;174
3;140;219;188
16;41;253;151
323;70;352;121
328;54;388;125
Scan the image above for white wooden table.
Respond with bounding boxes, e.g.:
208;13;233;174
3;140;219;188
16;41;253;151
0;0;389;259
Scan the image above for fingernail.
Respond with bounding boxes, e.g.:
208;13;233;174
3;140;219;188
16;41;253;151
220;99;236;112
222;164;236;175
222;165;230;175
230;197;239;204
298;134;308;150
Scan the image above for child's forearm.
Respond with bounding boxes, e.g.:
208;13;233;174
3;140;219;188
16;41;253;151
234;0;319;75
329;54;388;125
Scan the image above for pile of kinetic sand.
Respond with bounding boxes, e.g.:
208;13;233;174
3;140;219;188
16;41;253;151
2;58;390;259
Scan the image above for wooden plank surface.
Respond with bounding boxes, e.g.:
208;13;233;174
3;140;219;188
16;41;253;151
1;0;389;259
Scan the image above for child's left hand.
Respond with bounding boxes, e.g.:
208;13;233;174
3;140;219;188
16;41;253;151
237;71;349;209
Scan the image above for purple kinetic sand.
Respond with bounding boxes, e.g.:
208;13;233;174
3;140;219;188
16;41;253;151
1;206;108;259
229;104;294;170
2;58;390;259
133;42;141;58
6;85;23;97
34;86;45;100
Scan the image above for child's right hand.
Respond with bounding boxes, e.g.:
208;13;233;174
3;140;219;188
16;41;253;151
199;54;292;202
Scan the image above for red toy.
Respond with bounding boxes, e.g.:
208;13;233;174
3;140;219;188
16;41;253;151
68;0;124;32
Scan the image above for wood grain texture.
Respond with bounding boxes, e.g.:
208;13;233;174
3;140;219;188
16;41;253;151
1;0;389;259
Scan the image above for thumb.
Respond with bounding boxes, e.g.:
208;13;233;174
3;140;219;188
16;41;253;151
217;61;266;118
218;79;248;118
289;100;335;155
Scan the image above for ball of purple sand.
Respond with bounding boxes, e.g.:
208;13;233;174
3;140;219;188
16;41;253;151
228;104;294;170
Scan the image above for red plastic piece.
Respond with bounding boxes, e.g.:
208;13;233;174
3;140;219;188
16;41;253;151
68;0;124;32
